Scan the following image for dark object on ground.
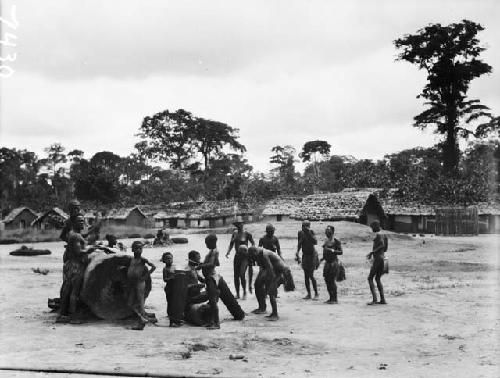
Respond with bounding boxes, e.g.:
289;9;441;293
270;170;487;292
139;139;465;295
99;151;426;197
0;238;23;245
143;233;155;239
171;237;188;244
169;271;189;323
337;262;346;282
32;267;49;275
229;354;246;360
283;269;295;292
128;233;141;239
185;303;211;326
218;277;245;320
10;245;51;256
79;251;152;320
48;297;60;311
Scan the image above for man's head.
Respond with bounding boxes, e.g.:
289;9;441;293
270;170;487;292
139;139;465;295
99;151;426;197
265;223;275;236
233;221;243;231
205;233;217;250
325;225;335;237
302;220;311;231
161;251;173;265
105;234;117;247
188;250;201;265
72;215;85;232
131;240;144;257
68;200;81;217
370;221;381;233
248;246;259;262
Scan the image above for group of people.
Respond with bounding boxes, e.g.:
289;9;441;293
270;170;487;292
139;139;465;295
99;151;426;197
55;199;388;329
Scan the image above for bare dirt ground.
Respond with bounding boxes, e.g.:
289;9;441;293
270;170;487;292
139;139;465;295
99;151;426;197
0;221;498;378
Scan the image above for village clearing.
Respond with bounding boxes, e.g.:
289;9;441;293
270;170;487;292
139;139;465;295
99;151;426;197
0;221;498;378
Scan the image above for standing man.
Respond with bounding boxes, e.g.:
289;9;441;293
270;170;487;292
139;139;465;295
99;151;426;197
258;224;282;258
320;225;343;304
248;246;290;321
57;215;91;324
226;221;255;299
366;221;387;305
296;220;319;300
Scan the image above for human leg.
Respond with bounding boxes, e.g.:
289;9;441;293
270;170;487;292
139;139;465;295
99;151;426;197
252;269;267;313
303;270;311;299
239;257;248;299
233;256;241;298
206;277;220;329
375;274;386;304
367;267;378;304
248;263;253;294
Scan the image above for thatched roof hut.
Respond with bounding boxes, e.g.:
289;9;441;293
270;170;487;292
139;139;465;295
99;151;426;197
292;189;383;222
2;207;39;230
106;206;147;227
31;207;69;230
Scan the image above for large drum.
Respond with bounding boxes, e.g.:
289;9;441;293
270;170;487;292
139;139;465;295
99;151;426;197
80;251;151;320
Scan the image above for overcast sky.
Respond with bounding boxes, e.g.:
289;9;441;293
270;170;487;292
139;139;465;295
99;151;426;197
1;0;499;172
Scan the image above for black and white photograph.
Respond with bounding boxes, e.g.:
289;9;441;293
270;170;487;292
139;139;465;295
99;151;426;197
0;1;499;377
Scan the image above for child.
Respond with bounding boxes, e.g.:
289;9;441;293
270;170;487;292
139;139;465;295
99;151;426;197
127;241;156;330
162;251;181;327
196;234;221;329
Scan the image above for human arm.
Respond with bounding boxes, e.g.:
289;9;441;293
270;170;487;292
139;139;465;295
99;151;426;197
226;233;236;258
145;258;156;275
247;232;255;247
196;250;219;270
296;231;302;262
275;237;282;258
324;239;343;256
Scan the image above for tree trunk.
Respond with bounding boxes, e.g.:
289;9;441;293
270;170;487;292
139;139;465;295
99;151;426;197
442;120;460;175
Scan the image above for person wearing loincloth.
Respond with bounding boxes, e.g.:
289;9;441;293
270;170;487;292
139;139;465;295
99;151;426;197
296;220;319;300
196;234;221;330
57;215;91;324
127;241;156;330
249;247;290;321
226;221;255;299
366;221;387;305
258;224;282;258
320;225;343;304
162;251;181;327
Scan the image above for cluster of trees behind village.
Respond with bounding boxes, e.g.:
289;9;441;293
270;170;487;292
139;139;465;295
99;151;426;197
0;134;497;215
0;19;499;214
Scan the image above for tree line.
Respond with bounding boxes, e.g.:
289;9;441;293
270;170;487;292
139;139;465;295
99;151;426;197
0;19;498;214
